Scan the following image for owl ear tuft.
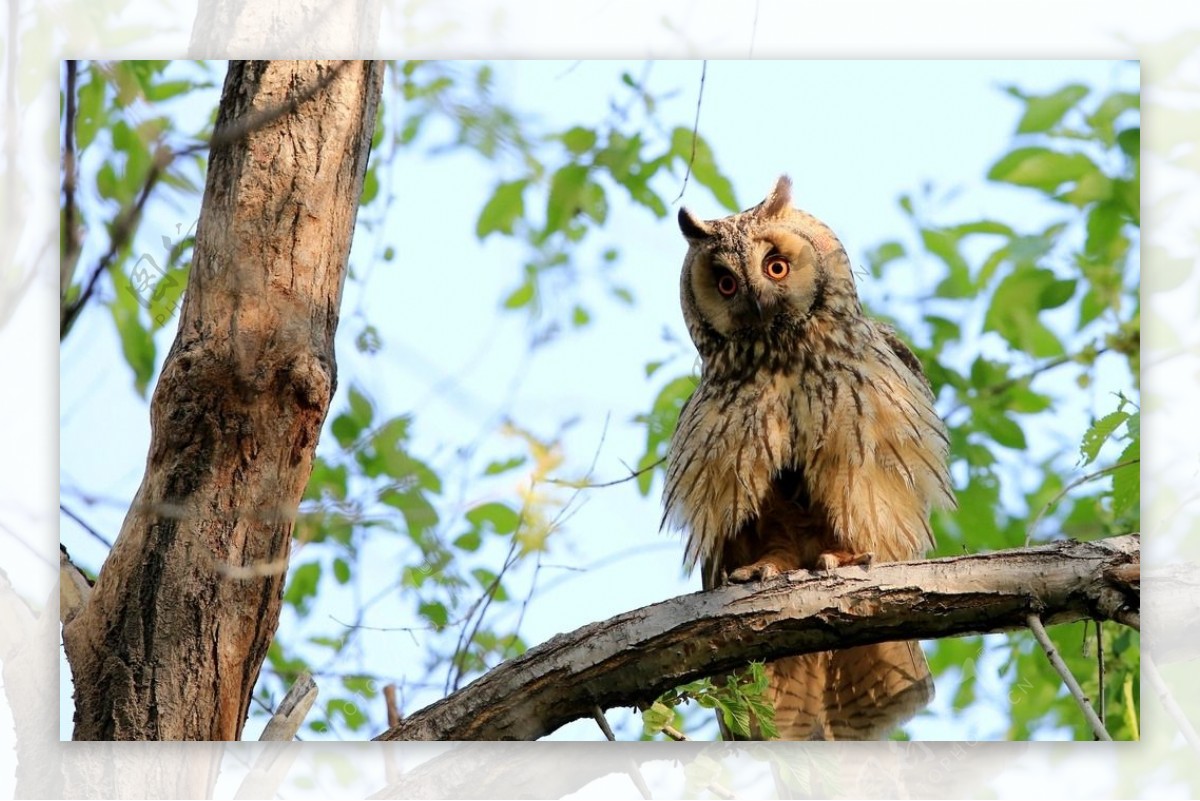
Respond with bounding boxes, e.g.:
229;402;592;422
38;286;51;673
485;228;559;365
757;175;793;219
678;207;714;240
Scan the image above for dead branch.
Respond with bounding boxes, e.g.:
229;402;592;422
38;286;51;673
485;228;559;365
1026;613;1111;740
375;534;1139;741
258;671;318;741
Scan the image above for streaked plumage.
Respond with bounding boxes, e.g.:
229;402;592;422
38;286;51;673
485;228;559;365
663;175;955;740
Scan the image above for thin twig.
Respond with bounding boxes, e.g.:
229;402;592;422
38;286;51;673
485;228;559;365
674;61;707;204
1025;457;1140;545
591;705;616;741
546;456;664;490
61;60;82;297
383;683;402;728
59;147;168;338
1025;614;1112;741
1095;619;1105;727
1144;651;1200;756
59;502;114;548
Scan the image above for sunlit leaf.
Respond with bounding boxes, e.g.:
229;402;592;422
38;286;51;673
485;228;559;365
1011;83;1089;134
476;179;527;239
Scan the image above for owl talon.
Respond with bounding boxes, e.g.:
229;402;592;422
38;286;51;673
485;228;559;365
814;550;875;571
728;562;783;583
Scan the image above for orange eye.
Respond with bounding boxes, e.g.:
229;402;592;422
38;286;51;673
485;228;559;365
764;255;790;280
715;272;738;297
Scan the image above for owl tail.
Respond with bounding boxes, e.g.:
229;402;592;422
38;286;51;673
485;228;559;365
763;641;933;741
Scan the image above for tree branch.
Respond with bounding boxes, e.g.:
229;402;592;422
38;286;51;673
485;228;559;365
258;671;318;741
1025;613;1112;740
375;534;1139;741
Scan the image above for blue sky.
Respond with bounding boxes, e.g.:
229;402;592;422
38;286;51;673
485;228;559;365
57;59;1139;742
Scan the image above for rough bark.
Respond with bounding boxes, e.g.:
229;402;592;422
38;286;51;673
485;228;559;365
61;60;384;741
375;535;1139;742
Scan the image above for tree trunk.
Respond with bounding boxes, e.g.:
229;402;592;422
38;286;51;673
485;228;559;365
62;60;384;741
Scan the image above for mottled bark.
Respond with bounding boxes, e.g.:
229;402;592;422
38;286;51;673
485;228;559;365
375;535;1139;741
62;60;384;741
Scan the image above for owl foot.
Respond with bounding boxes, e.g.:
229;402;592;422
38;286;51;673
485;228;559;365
727;561;784;583
814;550;874;571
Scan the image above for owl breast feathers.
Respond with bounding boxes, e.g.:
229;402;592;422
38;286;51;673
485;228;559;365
662;175;956;740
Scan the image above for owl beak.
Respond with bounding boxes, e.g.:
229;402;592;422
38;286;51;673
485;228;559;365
751;290;772;320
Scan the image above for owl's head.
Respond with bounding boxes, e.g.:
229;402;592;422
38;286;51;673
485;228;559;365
677;175;861;359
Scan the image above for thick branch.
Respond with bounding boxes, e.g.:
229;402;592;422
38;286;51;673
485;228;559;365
376;535;1139;742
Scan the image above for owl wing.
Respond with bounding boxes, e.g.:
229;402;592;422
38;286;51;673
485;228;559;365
879;324;934;392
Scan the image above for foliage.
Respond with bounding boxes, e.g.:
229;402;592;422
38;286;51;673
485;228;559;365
643;662;778;740
60;60;1139;743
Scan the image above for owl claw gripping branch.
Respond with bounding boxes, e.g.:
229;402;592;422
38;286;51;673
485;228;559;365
663;175;956;741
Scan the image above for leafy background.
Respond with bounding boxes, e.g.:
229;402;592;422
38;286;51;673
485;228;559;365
59;59;1140;741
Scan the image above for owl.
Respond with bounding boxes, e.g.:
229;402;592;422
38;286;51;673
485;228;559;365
663;175;956;740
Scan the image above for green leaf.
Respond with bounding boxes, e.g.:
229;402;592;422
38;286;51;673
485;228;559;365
331;413;362;449
669;127;738;211
284;562;321;614
866;240;905;277
1087;91;1139;146
1111;439;1139;520
1121;671;1139;740
304;457;348;501
143;78;202;102
327;697;368;731
503;279;535;310
146;265;188;332
978;410;1027;450
641;701;674;737
476;179;527;239
108;273;156;396
987;147;1099;194
332;557;351;584
483;455;526;475
75;71;107;150
366;418;441;492
453;529;482;552
1013;84;1089;134
1079;410;1130;466
348;385;374;429
419;601;449;628
1116;128;1139;160
635;375;698;494
983;268;1073;357
571;305;590;327
545;164;590;235
360;166;379;205
471;567;508;601
382;488;440;537
559;126;597;155
466;502;521;535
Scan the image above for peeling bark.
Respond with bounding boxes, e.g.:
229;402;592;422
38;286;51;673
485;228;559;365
375;535;1139;741
62;60;384;741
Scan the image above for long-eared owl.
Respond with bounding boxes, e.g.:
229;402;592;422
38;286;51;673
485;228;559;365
662;175;956;740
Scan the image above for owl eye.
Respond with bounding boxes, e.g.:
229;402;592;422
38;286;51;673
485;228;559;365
715;271;738;297
764;254;790;281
